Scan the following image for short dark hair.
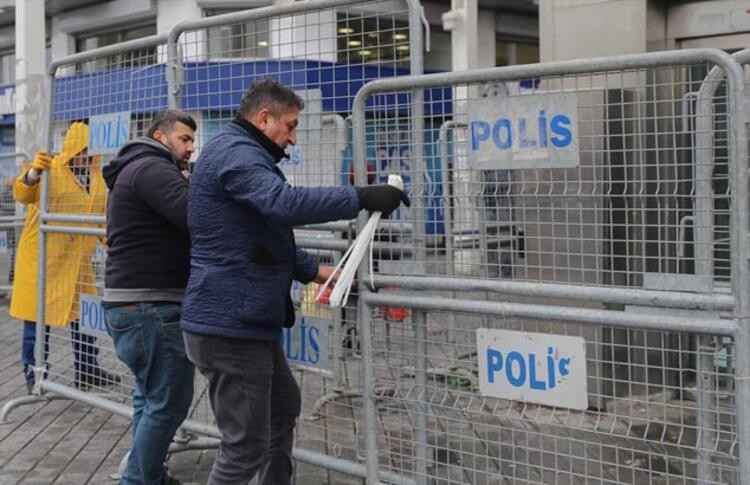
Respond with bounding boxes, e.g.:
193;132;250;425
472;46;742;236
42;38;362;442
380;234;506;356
237;78;304;119
147;109;197;138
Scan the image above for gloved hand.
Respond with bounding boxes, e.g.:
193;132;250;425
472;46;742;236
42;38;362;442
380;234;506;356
31;151;52;172
356;185;411;218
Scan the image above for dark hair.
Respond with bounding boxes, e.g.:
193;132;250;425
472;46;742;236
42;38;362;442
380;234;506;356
146;109;197;137
237;78;304;119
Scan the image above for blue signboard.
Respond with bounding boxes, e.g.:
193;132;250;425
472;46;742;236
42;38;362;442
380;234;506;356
89;111;131;155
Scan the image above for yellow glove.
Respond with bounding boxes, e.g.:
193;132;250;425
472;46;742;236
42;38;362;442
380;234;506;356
30;151;52;172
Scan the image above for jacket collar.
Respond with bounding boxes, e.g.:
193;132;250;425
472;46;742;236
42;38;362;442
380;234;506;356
231;117;288;163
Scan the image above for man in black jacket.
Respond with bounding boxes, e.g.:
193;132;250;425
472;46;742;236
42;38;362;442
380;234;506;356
102;110;196;485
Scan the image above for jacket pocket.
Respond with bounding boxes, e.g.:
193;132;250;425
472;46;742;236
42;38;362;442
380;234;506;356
236;262;291;329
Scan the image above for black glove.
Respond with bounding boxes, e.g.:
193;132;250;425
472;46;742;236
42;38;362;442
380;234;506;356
356;185;411;218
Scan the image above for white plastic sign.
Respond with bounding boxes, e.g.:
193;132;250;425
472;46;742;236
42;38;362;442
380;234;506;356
476;328;588;410
468;92;579;169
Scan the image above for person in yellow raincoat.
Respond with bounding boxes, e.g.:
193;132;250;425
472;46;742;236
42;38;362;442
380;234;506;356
11;121;119;393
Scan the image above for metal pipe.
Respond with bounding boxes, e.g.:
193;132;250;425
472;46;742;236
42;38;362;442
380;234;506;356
412;309;428;485
354;49;743;100
40;381;414;484
41;225;105;237
41;213;105;224
48;34;168;76
723;49;750;485
362;291;736;337
34;70;55;396
296;236;414;255
371;274;734;311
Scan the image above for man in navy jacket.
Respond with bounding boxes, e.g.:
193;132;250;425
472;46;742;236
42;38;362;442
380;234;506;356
181;78;408;485
103;110;196;485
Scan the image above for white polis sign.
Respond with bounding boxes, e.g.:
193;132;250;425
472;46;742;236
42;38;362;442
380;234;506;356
476;328;588;410
468;92;579;170
281;315;330;372
79;294;108;337
88;111;131;155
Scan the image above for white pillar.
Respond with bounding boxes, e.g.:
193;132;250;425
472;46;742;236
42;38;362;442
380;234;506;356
442;0;478;72
15;0;47;157
157;0;203;61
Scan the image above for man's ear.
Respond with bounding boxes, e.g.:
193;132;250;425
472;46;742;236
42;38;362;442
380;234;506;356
255;108;272;129
152;129;168;145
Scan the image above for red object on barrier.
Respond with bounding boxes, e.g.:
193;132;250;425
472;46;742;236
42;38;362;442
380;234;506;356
316;285;333;305
381;286;409;322
385;305;408;322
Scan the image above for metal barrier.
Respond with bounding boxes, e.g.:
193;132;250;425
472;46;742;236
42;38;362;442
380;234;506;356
4;2;750;483
0;152;29;293
351;48;749;483
3;1;426;483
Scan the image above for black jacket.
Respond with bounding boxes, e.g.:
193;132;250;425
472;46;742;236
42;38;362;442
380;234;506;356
103;137;190;302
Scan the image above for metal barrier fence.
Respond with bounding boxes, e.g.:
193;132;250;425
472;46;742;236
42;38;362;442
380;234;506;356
2;1;426;484
2;2;750;484
0;152;28;293
351;48;749;484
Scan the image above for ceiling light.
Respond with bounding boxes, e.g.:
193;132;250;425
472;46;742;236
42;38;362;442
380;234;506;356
348;40;362;47
393;33;408;41
396;45;409;51
358;50;372;57
257;40;268;47
338;27;355;34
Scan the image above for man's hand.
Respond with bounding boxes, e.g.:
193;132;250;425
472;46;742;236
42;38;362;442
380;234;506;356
31;151;52;172
356;185;411;218
314;264;339;285
26;151;53;185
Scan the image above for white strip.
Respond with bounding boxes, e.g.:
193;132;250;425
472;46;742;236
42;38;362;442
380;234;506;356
316;175;403;308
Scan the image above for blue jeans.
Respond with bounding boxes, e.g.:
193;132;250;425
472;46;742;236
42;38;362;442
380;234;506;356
22;320;99;385
103;302;195;485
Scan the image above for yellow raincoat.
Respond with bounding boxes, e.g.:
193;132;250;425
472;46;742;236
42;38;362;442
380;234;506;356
10;122;106;326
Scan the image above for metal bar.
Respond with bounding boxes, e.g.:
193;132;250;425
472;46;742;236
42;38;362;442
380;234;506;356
723;50;750;485
409;0;425;265
412;309;428;485
357;296;382;484
166;0;414;108
40;381;414;485
34;70;55;394
697;335;718;482
362;291;737;337
48;34;168;76
41;225;105;237
371;274;735;311
0;151;31;161
353;49;742;100
169;0;406;35
41;213;106;224
296;236;414;255
0;393;67;423
298;220;410;233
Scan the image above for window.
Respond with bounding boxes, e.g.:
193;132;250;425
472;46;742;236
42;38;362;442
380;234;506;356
425;29;451;71
204;9;269;59
75;23;157;72
336;13;410;65
0;51;14;85
496;40;539;67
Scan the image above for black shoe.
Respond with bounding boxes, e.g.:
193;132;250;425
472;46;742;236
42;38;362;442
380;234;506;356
26;382;33;395
163;473;182;485
76;369;121;390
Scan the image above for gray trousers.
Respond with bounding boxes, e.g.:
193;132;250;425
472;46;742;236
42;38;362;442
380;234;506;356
183;331;301;485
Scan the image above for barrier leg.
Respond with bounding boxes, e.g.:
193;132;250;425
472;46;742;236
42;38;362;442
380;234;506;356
413;309;428;485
